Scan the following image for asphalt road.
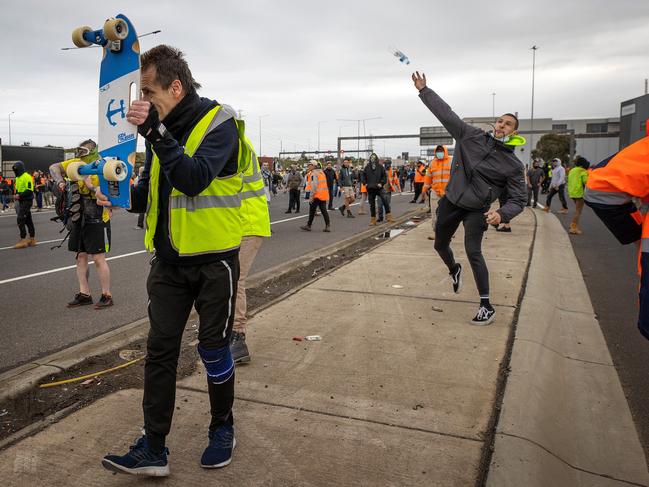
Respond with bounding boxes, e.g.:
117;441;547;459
553;203;649;463
0;189;422;372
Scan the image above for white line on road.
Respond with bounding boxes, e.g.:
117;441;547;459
0;238;64;252
0;191;417;285
0;250;149;285
0;209;55;219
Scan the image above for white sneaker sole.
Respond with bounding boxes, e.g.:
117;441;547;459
470;314;496;326
201;437;236;469
101;458;170;477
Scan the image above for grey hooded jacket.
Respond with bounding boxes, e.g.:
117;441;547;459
418;87;526;222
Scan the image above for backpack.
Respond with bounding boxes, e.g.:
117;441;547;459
50;182;83;249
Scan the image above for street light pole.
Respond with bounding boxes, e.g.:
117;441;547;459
8;111;14;145
491;93;496;119
258;114;269;157
317;121;326;154
530;45;539;157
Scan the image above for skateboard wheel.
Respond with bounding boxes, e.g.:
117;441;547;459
103;18;128;41
66;161;86;181
71;26;93;48
103;159;128;182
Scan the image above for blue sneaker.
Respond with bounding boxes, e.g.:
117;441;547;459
102;435;170;477
201;425;236;468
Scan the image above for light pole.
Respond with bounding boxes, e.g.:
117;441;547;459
530;45;539;156
317;121;326;154
258;114;269;156
491;93;496;119
336;116;382;162
8;111;14;145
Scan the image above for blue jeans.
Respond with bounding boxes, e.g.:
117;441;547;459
0;193;7;210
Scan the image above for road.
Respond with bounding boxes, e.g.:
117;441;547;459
554;205;649;463
0;189;423;372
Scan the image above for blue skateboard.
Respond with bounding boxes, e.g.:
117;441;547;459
68;14;140;208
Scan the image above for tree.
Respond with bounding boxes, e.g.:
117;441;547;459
532;134;571;163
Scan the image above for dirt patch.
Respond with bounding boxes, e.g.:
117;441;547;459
0;221;421;447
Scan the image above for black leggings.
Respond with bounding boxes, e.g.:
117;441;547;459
546;184;567;209
307;198;330;227
434;197;489;297
16;199;35;238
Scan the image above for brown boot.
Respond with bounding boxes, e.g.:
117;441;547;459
543;206;550;213
569;223;582;235
386;213;394;223
369;217;377;226
27;237;37;247
13;239;29;249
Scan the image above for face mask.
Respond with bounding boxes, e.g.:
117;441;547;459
435;151;445;159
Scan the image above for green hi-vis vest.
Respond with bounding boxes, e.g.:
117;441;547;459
239;133;271;237
145;104;250;256
15;173;33;194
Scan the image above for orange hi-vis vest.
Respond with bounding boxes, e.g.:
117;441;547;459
311;170;330;201
304;170;313;192
414;165;425;183
584;136;649;339
425;147;452;197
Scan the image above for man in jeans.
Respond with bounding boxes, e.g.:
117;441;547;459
544;158;568;214
284;165;303;213
337;158;355;218
526;160;545;208
412;71;526;326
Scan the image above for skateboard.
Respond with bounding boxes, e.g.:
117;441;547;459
66;14;140;208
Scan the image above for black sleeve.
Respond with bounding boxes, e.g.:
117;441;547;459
380;166;387;186
418;87;482;141
150;118;239;197
129;143;151;213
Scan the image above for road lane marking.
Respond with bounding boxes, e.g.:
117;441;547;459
0;250;148;285
0;238;64;251
0;192;417;285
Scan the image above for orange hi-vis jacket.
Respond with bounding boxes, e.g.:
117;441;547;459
388;168;400;192
424;146;452;197
304;170;313;192
414;165;426;183
584;136;649;339
311;170;330;201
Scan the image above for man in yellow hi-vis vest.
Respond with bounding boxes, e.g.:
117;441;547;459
96;45;246;477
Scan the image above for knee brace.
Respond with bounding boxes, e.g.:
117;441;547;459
198;344;234;385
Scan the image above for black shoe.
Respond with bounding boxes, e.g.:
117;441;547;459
470;305;496;326
67;292;93;308
450;264;462;294
323;226;331;232
94;293;114;310
347;211;355;218
285;210;292;214
230;331;250;364
300;225;311;231
339;206;345;216
496;227;512;233
102;435;169;477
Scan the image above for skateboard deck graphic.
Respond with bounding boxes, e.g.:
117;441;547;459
69;14;140;208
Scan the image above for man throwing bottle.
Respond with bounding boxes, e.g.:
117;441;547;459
412;72;526;326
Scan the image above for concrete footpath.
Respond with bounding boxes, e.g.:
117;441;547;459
0;209;647;486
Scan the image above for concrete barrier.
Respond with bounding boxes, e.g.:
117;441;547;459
487;214;649;486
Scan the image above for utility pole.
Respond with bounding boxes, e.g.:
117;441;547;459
491;92;496;119
258;114;269;157
530;46;539;157
8;112;14;145
645;78;648;95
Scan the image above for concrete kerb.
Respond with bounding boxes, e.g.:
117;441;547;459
0;208;427;405
486;213;649;486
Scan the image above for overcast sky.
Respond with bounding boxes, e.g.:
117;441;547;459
1;0;648;159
